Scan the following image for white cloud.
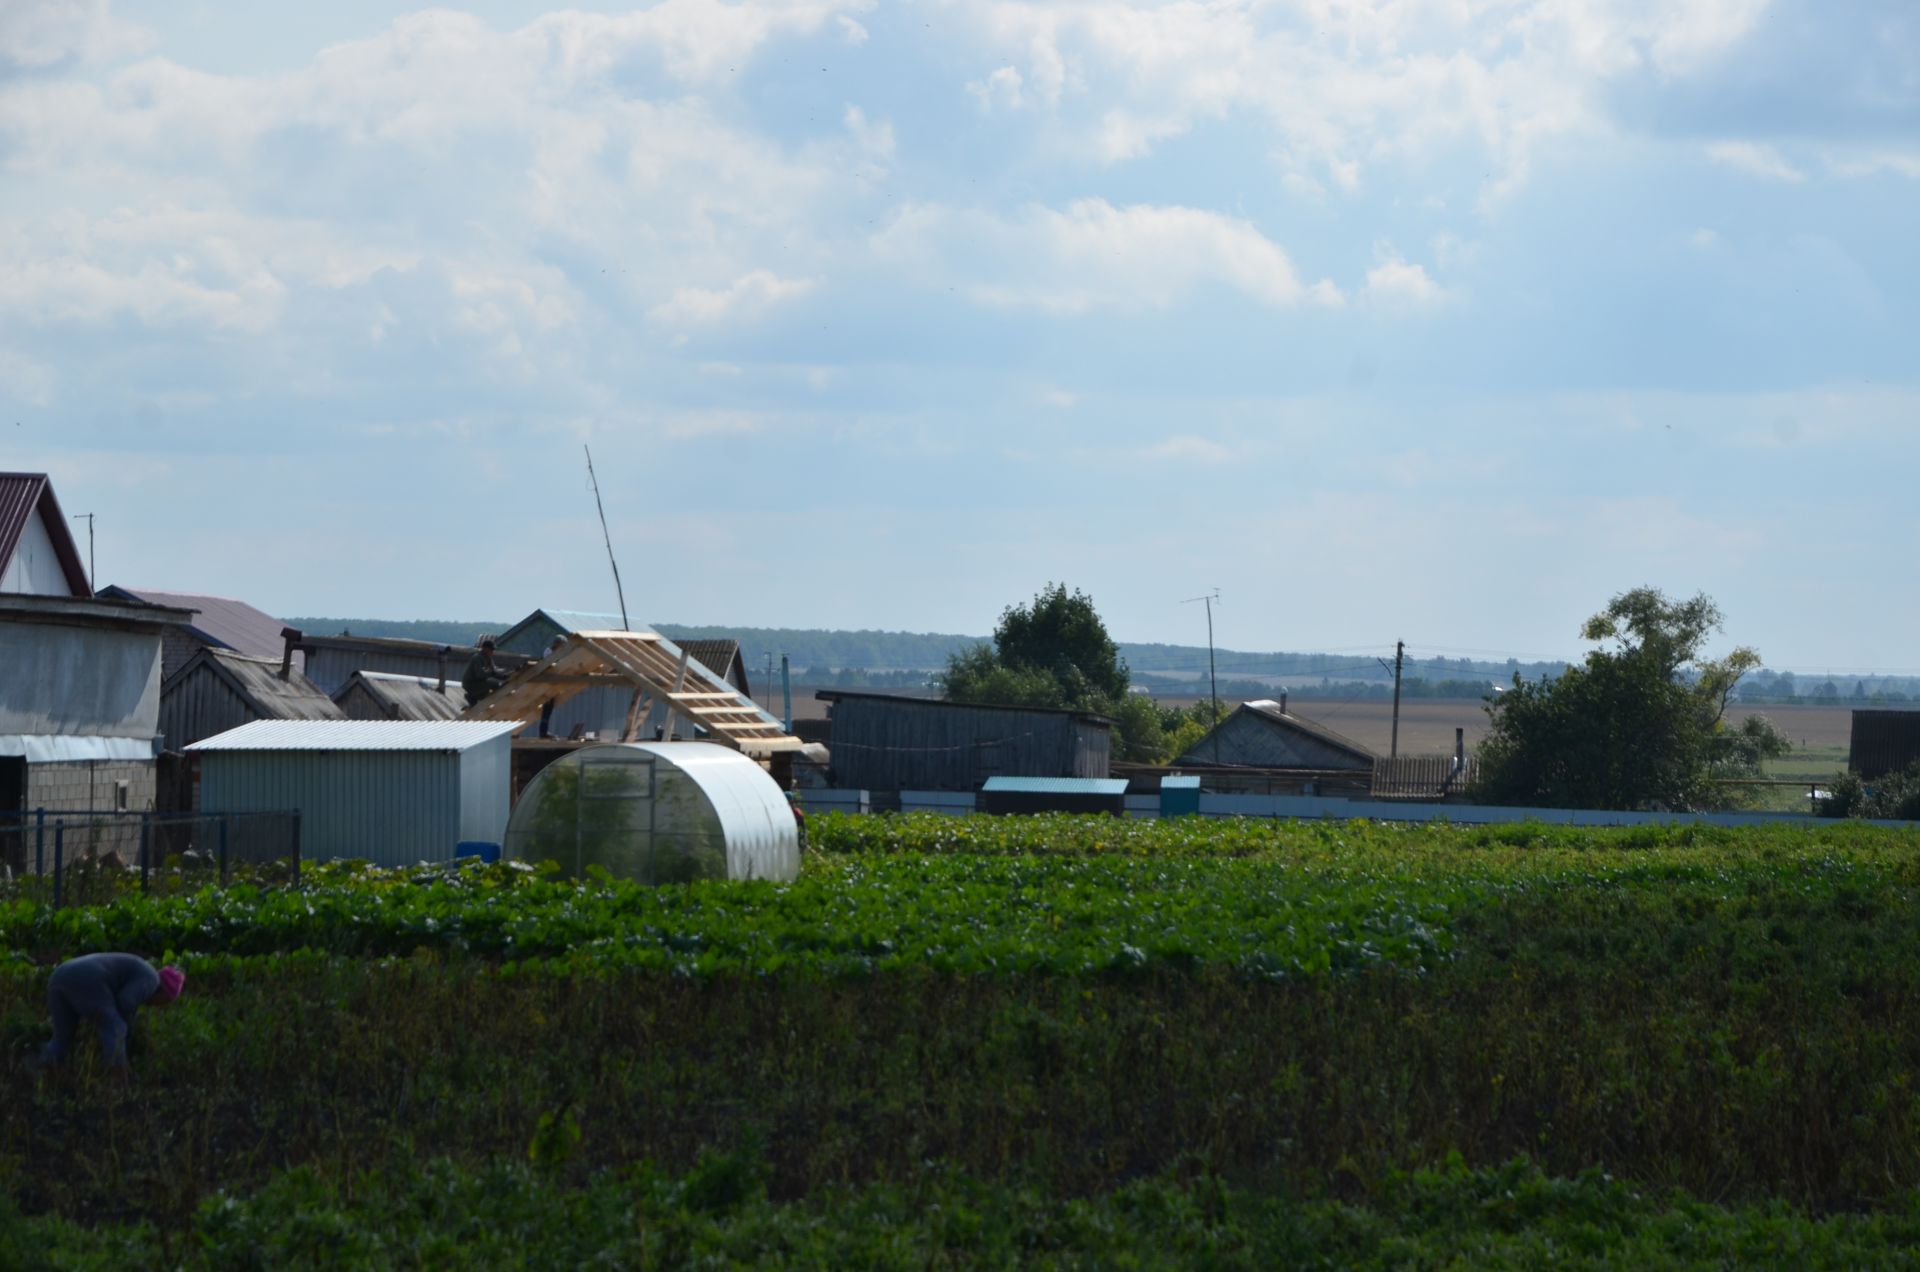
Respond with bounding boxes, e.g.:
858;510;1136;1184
1706;141;1806;183
1362;247;1444;307
967;65;1025;111
649;270;816;326
843;104;894;160
1143;435;1231;464
878;198;1341;314
1826;151;1920;180
0;0;148;69
1040;388;1078;408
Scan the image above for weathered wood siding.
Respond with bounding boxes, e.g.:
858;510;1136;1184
158;665;257;752
1177;712;1373;770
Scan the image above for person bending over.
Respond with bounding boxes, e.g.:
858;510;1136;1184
40;953;185;1072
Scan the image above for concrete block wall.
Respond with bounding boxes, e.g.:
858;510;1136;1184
27;760;156;814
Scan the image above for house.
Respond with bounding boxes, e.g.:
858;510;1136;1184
1175;698;1376;771
334;669;467;722
158;647;343;752
97;585;299;683
0;592;194;869
816;691;1113;792
491;608;752;742
0;472;90;596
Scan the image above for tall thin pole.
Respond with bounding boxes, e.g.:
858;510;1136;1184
1184;590;1221;761
583;446;629;630
1390;640;1405;759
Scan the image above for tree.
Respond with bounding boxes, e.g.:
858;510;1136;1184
940;583;1158;760
1473;587;1790;811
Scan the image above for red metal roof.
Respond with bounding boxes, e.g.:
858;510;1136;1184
0;472;89;596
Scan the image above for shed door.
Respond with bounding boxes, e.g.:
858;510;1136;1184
0;757;22;873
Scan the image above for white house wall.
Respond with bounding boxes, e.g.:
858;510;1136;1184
0;508;80;596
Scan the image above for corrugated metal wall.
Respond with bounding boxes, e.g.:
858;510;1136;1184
457;741;511;844
826;698;1111;791
1850;710;1920;779
198;745;510;866
159;665;255;751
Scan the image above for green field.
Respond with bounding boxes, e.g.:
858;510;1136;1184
8;814;1920;1266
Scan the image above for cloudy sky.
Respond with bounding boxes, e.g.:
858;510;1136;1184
2;0;1915;670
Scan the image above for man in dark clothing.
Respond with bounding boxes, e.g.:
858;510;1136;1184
462;638;510;708
41;953;185;1071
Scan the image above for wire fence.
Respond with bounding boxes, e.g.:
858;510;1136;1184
0;809;302;908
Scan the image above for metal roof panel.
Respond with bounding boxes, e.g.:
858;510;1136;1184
981;776;1130;795
187;719;526;752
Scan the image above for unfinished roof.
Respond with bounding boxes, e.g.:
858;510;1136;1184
0;473;89;596
165;648;343;721
100;586;289;661
335;669;465;721
188;719;525;752
495;608;631;656
463;630;803;757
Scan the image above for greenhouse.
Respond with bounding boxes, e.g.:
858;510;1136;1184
504;742;800;884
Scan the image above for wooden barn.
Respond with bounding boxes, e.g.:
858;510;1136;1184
1176;698;1376;772
816;691;1113;792
159;648;343;751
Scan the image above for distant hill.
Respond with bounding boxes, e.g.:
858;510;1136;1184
285;617;1566;689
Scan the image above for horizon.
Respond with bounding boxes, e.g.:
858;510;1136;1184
7;1;1916;671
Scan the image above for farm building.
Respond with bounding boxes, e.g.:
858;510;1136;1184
493;608;752;741
334;670;466;721
816;691;1113;792
159;648;343;751
0;472;90;597
1849;709;1920;780
98;585;298;682
284;628;526;699
0;592;194;869
186;720;523;867
1176;699;1376;771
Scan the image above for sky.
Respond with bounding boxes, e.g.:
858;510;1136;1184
1;0;1916;673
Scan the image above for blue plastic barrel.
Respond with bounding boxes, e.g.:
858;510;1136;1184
456;840;501;864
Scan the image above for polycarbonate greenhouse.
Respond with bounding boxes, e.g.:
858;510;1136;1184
504;742;800;884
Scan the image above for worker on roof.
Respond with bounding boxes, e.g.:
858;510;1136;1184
463;637;511;708
39;953;185;1074
538;634;568;738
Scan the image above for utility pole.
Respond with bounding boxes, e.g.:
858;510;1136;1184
1390;640;1405;759
764;651;774;712
71;513;95;592
1183;590;1221;762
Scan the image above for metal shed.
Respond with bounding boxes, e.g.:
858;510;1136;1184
187;720;523;867
817;691;1113;792
504;741;799;884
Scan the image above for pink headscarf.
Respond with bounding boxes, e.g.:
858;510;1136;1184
155;965;186;1004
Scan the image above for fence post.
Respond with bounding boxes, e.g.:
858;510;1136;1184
139;814;151;892
52;820;64;909
218;816;230;884
291;813;301;885
34;808;44;875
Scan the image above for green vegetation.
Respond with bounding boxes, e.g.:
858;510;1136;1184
1476;588;1791;810
9;813;1920;1262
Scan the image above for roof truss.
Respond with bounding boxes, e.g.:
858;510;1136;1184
461;630;803;756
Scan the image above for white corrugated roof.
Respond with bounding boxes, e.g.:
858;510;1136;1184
186;719;527;753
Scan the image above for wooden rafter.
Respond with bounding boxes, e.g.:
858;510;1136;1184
461;629;803;756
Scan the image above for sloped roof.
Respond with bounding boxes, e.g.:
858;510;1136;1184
678;639;748;694
188;719;524;752
336;669;466;721
165;648;343;721
100;586;288;660
0;472;89;596
1177;698;1375;769
495;608;632;655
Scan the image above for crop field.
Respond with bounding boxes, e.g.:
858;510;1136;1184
8;813;1920;1266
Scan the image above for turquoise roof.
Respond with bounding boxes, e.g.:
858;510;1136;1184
981;777;1129;796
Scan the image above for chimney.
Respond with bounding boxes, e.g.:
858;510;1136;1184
1455;727;1465;762
279;626;303;681
437;646;449;694
1280;691;1288;714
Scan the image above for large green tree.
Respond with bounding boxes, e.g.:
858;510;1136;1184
940;583;1165;761
1474;588;1789;811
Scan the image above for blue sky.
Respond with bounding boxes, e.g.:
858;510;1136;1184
2;0;1915;672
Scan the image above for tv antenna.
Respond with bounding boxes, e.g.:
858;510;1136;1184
71;512;95;591
1182;589;1222;758
583;445;630;630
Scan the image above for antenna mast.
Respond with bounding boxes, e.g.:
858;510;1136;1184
583;445;630;630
